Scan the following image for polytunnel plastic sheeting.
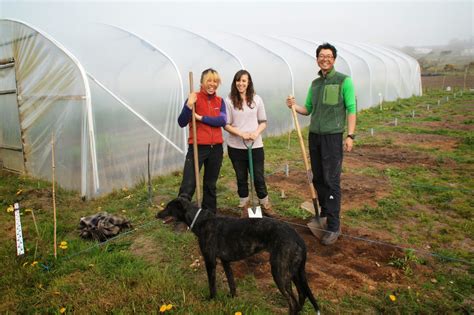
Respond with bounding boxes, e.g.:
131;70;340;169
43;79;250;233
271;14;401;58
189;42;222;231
329;43;372;110
128;25;242;98
247;35;314;127
374;45;412;98
44;23;184;141
0;19;89;193
378;45;422;97
200;30;293;136
279;37;379;110
357;42;403;101
279;36;352;78
45;23;185;195
332;42;380;108
347;42;393;102
88;78;182;195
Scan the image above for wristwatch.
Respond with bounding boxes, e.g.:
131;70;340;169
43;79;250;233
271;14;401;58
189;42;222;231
347;134;356;140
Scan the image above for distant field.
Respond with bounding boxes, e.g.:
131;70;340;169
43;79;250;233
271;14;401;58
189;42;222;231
422;74;474;90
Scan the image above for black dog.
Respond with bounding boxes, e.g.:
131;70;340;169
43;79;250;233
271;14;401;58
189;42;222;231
157;196;320;315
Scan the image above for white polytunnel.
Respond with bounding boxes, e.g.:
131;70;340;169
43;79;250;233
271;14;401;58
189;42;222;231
0;18;422;198
201;30;294;136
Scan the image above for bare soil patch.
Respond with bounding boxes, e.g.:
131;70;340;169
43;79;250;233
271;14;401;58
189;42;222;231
421;75;474;90
380;132;459;151
345;145;439;170
216;139;451;302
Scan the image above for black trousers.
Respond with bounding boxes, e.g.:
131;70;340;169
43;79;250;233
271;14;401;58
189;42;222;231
308;133;343;232
227;146;268;200
178;144;223;213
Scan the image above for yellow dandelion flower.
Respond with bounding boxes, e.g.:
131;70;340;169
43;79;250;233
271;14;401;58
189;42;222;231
235;312;243;315
31;261;38;266
59;307;66;313
7;205;14;213
166;304;173;310
60;241;68;246
389;294;396;302
59;245;68;250
159;305;167;312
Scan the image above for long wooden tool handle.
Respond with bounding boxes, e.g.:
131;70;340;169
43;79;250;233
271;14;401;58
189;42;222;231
290;106;317;200
189;72;201;207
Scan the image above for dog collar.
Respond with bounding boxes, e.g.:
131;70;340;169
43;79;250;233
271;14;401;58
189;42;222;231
189;208;202;231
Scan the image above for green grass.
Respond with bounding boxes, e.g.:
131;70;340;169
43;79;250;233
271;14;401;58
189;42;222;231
0;89;473;314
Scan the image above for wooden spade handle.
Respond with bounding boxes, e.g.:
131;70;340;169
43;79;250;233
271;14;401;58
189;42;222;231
290;105;317;200
189;72;201;208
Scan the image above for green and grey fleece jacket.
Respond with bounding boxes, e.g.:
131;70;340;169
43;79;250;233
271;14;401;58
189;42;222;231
304;68;356;135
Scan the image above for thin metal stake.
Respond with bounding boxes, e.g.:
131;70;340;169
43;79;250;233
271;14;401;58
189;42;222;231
370;128;374;136
51;133;57;259
147;143;152;205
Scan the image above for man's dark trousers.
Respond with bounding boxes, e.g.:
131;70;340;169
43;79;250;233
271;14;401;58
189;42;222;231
308;132;343;232
179;144;223;212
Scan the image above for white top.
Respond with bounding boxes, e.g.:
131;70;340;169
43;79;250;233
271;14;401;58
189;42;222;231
225;94;267;149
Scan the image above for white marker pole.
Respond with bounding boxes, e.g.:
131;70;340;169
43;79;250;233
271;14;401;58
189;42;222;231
14;203;25;256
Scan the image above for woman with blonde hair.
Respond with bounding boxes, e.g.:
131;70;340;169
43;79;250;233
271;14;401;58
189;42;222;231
177;68;226;213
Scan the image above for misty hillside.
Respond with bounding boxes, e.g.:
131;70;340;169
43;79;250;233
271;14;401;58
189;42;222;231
400;37;474;73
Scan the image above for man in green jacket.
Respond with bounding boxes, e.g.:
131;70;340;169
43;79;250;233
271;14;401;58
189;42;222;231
286;43;356;245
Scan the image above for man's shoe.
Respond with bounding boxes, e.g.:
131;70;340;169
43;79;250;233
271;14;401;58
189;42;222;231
307;216;327;240
321;228;341;246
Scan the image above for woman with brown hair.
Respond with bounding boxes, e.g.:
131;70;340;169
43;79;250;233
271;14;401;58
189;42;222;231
224;70;274;217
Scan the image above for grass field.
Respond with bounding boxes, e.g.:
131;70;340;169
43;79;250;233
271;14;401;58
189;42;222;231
0;88;472;314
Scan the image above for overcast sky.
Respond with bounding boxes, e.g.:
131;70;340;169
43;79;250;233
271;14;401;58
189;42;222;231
1;1;472;47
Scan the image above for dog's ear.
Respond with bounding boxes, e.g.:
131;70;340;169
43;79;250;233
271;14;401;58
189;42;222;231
176;196;192;211
156;198;179;219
